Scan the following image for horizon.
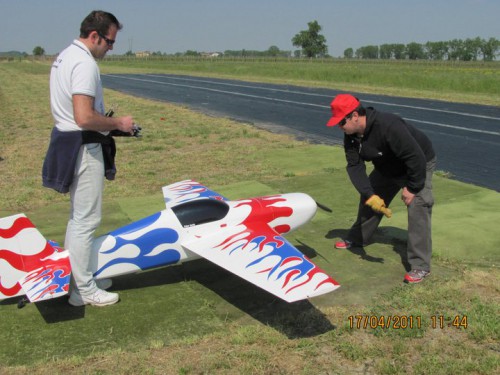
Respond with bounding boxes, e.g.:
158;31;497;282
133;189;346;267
1;0;499;58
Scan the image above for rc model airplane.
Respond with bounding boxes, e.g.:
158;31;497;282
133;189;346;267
0;180;339;305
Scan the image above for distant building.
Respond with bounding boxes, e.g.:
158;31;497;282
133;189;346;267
135;51;151;58
200;52;222;58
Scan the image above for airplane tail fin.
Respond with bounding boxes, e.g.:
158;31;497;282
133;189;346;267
0;214;71;303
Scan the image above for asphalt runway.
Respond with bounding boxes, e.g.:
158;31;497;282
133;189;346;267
102;74;500;192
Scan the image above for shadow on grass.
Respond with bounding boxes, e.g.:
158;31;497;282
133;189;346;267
16;244;335;338
0;296;85;322
113;241;337;339
325;226;410;270
179;259;336;339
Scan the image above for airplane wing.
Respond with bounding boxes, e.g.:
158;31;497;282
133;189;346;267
182;223;339;302
162;180;228;209
0;214;71;303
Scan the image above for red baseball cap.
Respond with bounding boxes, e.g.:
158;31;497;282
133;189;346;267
326;94;360;126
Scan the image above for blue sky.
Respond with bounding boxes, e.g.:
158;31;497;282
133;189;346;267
1;0;498;57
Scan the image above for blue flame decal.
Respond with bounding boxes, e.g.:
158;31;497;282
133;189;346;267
246;236;314;282
108;212;163;237
95;213;181;276
25;268;70;301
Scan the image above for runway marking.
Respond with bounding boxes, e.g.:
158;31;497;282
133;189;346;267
404;118;500;136
106;74;328;109
146;74;500;121
106;74;500;137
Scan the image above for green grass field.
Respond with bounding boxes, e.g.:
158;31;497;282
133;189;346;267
100;57;500;106
0;60;499;374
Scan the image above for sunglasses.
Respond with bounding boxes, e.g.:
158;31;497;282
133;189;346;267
338;112;354;127
97;32;115;47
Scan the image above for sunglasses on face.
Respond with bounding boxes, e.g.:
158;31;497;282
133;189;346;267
338;112;354;127
97;32;115;47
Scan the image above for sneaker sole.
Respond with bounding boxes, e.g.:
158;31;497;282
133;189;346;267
404;273;430;284
335;242;354;249
88;298;119;307
68;294;119;307
69;298;119;307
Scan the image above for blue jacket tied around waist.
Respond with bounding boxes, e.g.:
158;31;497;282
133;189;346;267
42;128;116;194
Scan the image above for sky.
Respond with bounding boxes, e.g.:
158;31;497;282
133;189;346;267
1;0;498;57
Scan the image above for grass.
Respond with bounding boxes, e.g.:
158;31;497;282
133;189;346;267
0;61;295;212
0;60;499;374
99;57;500;106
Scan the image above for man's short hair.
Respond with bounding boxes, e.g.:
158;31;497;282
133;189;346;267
80;10;122;38
354;105;366;116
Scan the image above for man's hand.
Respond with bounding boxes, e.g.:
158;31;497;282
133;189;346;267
401;187;415;206
365;195;392;218
115;116;135;135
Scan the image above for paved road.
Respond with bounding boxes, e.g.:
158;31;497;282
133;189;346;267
102;74;500;192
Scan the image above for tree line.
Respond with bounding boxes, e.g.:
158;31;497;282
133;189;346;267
289;22;499;61
347;37;499;61
23;21;499;61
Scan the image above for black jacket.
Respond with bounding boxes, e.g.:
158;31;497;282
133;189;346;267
344;107;435;198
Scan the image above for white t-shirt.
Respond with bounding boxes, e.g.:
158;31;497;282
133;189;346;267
50;40;105;132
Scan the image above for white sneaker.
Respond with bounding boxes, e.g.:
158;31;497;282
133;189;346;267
68;288;119;307
96;278;112;290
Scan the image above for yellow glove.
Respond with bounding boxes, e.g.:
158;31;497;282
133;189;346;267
365;195;392;218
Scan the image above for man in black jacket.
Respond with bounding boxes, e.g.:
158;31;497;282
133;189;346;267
327;94;436;283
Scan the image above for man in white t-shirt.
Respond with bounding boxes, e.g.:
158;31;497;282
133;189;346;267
43;10;135;307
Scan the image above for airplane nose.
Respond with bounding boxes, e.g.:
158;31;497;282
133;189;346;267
289;192;317;228
269;193;318;233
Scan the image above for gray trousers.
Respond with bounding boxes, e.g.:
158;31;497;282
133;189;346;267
347;158;436;272
65;143;104;296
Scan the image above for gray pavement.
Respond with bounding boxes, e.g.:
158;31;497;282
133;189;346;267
102;74;500;191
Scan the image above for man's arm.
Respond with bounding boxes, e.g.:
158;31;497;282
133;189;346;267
345;136;374;199
73;94;134;133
